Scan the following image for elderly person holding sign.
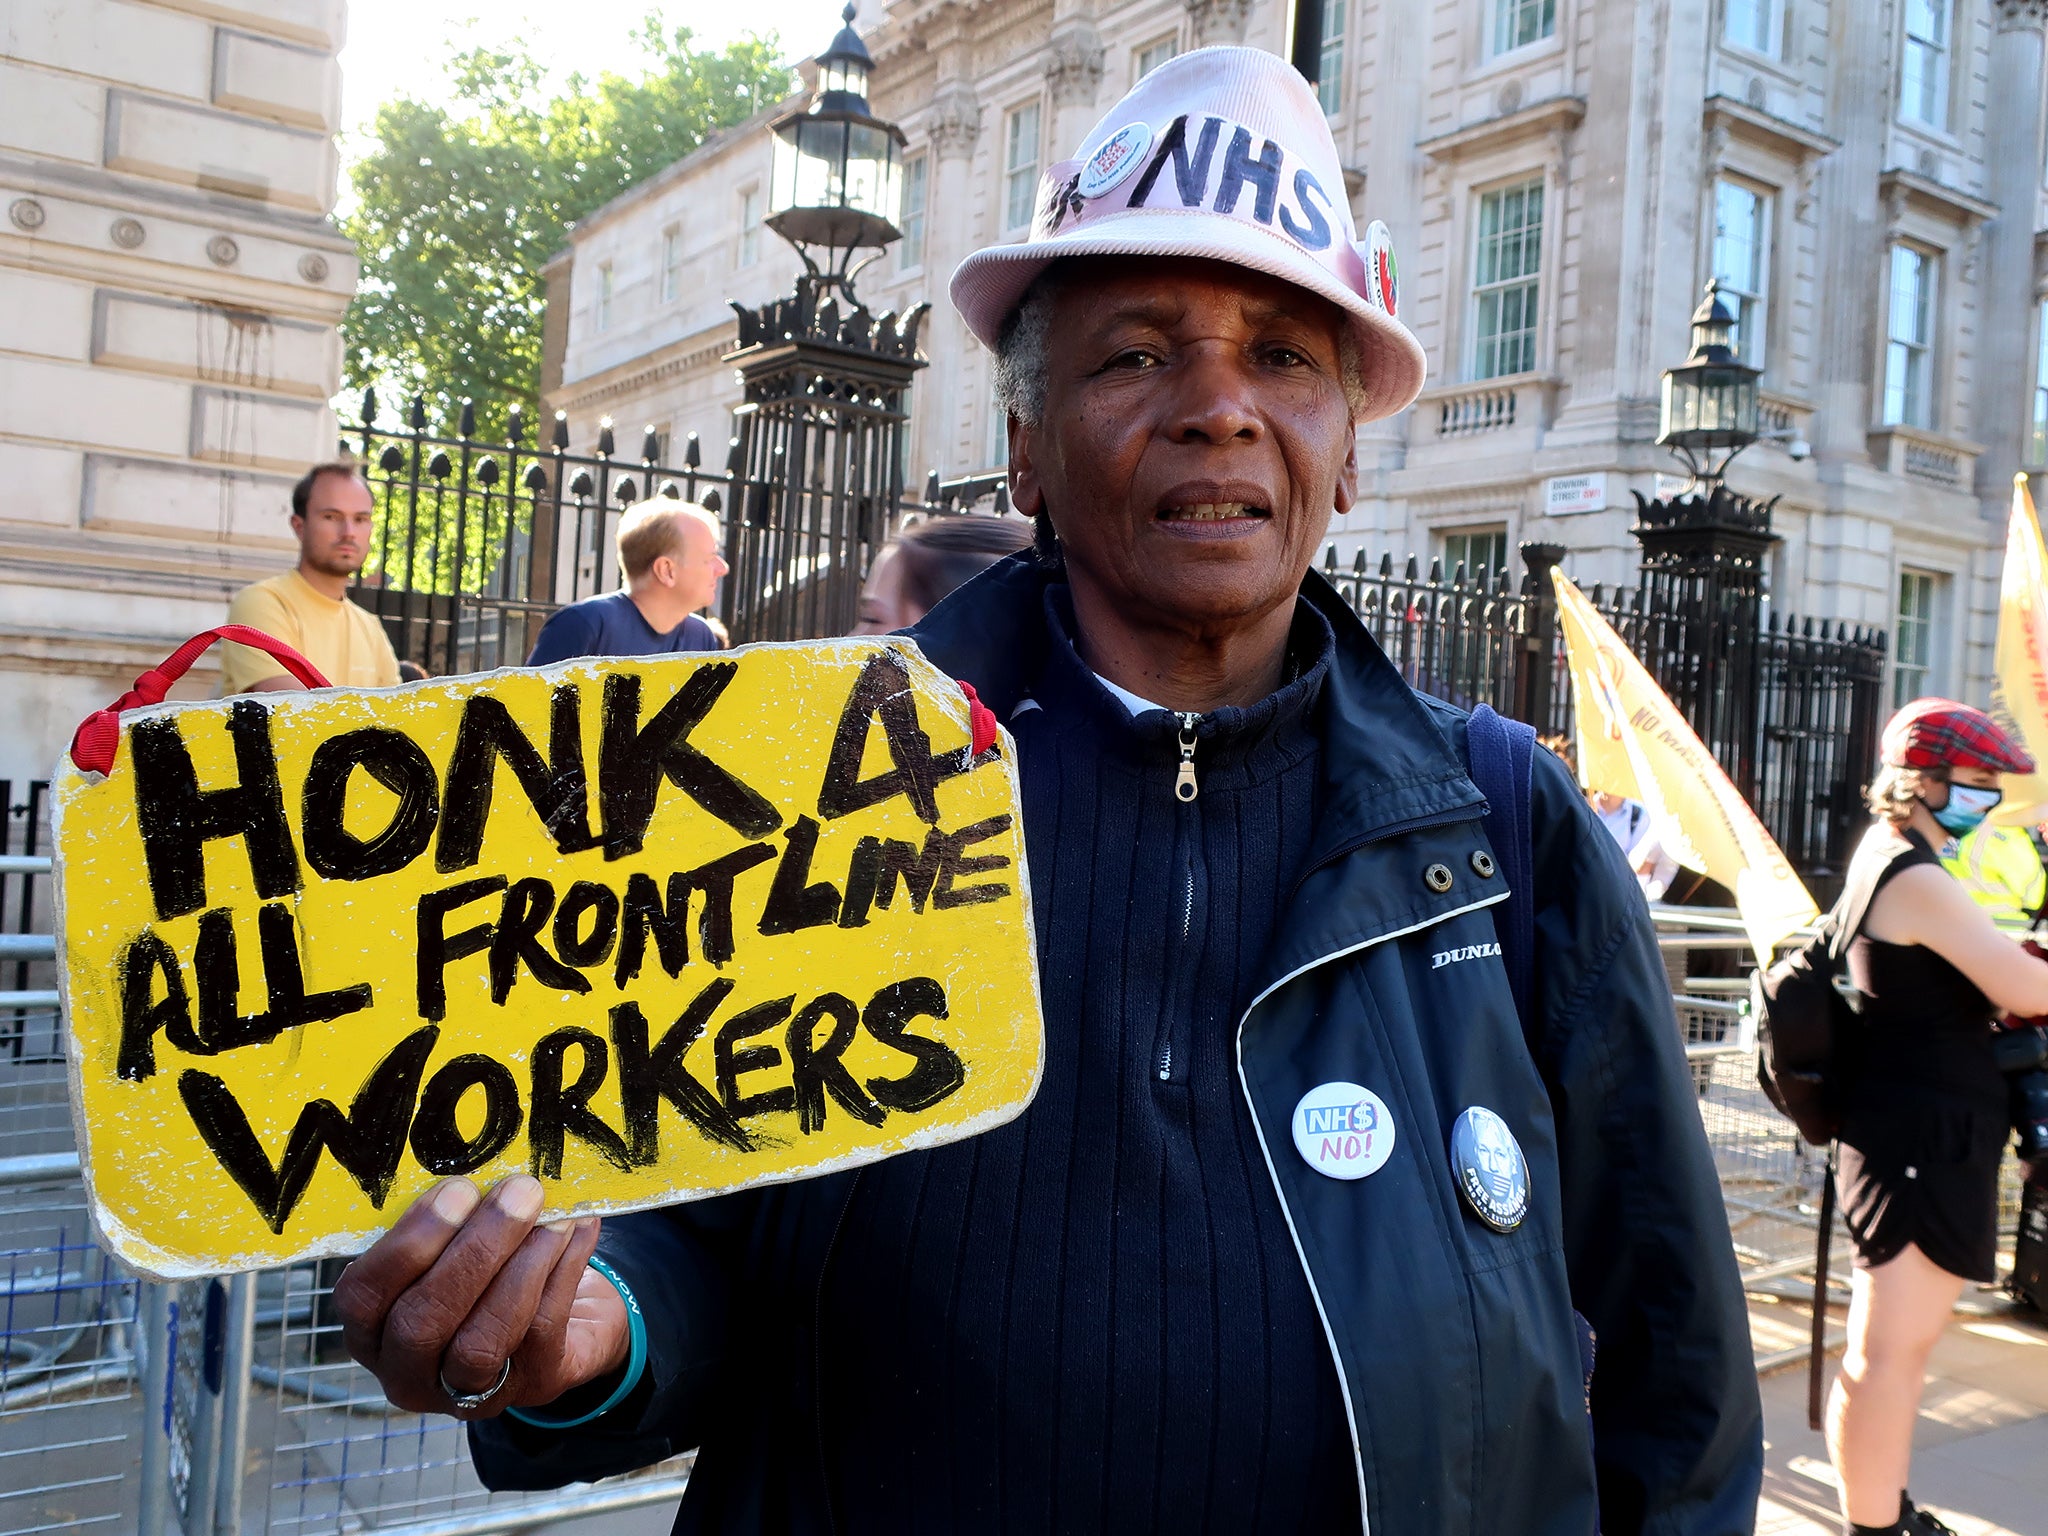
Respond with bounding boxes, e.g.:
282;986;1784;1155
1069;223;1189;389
335;49;1760;1533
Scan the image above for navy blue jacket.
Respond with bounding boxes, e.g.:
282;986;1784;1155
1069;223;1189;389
525;591;721;665
472;557;1763;1534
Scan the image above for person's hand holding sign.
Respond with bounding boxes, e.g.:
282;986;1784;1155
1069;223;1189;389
334;1176;623;1418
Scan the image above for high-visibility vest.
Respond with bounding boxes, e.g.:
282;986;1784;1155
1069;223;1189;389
1941;824;2048;931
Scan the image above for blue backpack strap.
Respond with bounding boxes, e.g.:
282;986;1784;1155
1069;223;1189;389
1466;705;1538;1030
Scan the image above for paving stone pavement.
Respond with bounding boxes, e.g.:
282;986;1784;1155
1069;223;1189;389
1751;1290;2048;1536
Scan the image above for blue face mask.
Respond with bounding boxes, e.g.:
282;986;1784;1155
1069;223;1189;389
1931;783;2002;836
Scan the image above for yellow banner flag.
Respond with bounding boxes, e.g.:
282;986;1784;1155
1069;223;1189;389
1552;569;1818;958
1989;474;2048;825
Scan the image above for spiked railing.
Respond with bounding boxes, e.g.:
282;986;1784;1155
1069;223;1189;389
1315;543;1886;891
341;387;888;673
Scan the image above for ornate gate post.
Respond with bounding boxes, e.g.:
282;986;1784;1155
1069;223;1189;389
1516;540;1567;730
1629;484;1779;796
720;297;926;642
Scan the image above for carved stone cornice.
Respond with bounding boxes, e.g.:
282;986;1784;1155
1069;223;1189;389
1994;0;2048;33
1878;166;1999;232
928;84;982;160
1187;0;1252;47
1045;22;1105;109
1701;96;1838;166
1417;95;1587;164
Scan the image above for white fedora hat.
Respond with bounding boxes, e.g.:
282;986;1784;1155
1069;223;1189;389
950;46;1427;424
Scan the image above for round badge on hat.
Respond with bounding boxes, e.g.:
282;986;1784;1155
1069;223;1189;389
1451;1106;1530;1232
1078;122;1153;200
1291;1082;1396;1181
1363;220;1399;318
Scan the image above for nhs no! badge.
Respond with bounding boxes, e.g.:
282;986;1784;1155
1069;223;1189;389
1292;1082;1395;1181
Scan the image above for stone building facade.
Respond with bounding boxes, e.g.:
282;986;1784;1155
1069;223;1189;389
0;0;356;786
545;0;2048;710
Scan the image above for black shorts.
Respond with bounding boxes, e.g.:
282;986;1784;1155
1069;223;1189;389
1836;1081;2009;1282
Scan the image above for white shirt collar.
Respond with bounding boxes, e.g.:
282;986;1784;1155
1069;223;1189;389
1093;672;1166;717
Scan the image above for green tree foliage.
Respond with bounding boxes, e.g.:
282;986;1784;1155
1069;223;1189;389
342;17;794;432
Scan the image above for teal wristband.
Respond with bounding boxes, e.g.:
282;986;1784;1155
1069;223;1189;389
504;1255;648;1430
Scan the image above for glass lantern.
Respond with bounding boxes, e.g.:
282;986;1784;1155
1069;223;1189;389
1658;280;1762;467
765;4;907;275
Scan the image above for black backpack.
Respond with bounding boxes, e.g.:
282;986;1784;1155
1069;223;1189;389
1751;838;1900;1146
1751;834;1918;1430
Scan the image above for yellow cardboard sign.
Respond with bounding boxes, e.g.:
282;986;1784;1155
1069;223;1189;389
54;641;1043;1279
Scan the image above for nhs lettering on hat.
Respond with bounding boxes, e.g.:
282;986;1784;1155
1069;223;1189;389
950;46;1428;427
1291;1082;1396;1181
1040;113;1339;255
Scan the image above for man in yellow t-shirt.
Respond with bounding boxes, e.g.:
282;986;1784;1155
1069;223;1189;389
221;460;401;693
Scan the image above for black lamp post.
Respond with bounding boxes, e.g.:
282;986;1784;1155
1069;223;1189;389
1632;279;1779;796
719;3;927;644
765;3;907;303
1657;278;1763;488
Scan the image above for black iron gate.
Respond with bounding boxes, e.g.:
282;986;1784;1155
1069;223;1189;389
344;294;926;673
344;384;1884;887
344;392;747;676
1317;537;1887;887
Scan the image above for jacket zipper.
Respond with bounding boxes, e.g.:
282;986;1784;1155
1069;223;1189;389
1173;711;1199;802
1157;712;1203;1082
1159;833;1197;1081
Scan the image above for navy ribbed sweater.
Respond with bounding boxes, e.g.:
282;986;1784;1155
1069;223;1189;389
814;592;1357;1532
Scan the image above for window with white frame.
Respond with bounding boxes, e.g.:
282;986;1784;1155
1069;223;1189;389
1883;243;1937;429
2031;301;2048;465
1004;102;1041;233
1440;526;1510;582
1472;178;1544;379
1723;0;1779;55
898;155;928;271
1491;0;1557;57
595;261;614;332
1135;33;1176;81
1900;0;1951;130
1317;1;1345;116
738;187;760;267
1893;567;1946;707
660;225;682;303
1711;179;1770;368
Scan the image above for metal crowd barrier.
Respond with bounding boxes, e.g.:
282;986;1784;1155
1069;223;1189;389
0;784;698;1536
0;868;2034;1527
1650;908;1829;1277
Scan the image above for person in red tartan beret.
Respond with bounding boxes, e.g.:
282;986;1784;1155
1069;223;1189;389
1826;697;2048;1535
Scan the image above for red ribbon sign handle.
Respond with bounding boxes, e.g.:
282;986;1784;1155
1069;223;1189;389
958;680;998;758
68;625;331;776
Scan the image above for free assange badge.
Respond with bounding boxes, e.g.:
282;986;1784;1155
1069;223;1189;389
1451;1106;1530;1233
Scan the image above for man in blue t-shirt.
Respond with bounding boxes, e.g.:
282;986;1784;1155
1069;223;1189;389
526;500;727;664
